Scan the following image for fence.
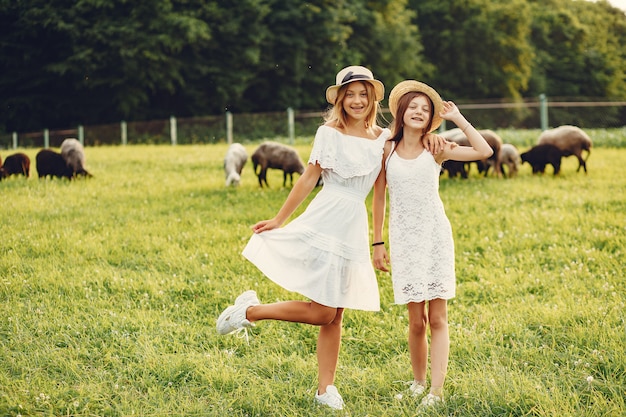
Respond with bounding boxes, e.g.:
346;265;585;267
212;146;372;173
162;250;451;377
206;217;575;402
1;96;625;149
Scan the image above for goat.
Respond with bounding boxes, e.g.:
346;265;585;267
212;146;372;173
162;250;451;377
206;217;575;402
251;142;305;188
439;128;502;178
0;152;30;179
224;143;248;186
60;138;91;177
520;144;563;175
497;144;521;178
36;149;75;179
537;125;592;173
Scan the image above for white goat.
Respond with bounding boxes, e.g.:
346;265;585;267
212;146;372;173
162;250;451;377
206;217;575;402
60;138;91;177
224;143;248;186
497;143;521;177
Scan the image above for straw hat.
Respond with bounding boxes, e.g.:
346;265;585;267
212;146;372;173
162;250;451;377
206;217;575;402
388;80;443;132
326;66;385;104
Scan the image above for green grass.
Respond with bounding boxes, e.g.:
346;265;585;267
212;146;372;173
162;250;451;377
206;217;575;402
1;131;625;416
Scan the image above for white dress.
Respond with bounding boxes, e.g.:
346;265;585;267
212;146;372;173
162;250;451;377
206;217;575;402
242;125;391;311
386;147;456;304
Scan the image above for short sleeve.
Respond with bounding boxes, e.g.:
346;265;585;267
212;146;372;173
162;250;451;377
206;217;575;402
308;125;390;178
308;126;338;168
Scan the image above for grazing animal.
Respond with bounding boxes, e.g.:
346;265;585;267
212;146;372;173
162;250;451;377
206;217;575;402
475;129;503;176
224;143;248;187
0;152;30;178
60;138;91;177
439;128;502;178
251;142;305;188
440;128;469;178
520;144;563;175
36;149;75;179
537;125;592;173
497;144;521;178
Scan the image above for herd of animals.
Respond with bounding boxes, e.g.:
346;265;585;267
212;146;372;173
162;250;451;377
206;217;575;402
0;125;592;184
0;138;91;180
223;124;593;187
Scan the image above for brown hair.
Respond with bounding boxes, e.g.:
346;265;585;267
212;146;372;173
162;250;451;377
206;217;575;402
324;81;381;133
389;91;434;145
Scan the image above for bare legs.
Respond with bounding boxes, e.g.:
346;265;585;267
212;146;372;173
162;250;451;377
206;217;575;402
317;308;344;394
407;299;449;397
246;301;343;395
407;301;428;385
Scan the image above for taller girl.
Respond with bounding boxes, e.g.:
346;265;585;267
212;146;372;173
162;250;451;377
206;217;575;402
372;80;492;407
217;66;388;410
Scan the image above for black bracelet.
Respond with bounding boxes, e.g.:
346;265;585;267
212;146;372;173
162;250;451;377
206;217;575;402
372;241;385;246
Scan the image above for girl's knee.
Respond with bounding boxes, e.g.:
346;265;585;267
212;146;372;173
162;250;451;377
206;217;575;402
428;314;448;330
313;306;342;325
409;317;428;335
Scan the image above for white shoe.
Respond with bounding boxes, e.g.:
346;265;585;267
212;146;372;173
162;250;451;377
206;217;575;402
315;385;344;410
420;393;443;407
234;290;260;306
409;380;426;397
216;291;259;335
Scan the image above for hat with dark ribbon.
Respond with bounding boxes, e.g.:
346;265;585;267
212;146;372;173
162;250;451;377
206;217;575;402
325;66;385;104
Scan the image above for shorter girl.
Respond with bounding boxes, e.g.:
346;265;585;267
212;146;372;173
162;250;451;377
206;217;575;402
372;80;492;407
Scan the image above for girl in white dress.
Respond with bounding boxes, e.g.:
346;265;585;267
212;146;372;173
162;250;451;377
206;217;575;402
372;80;493;407
216;66;390;410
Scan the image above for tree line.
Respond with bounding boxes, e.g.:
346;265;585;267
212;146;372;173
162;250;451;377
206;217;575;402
1;0;625;133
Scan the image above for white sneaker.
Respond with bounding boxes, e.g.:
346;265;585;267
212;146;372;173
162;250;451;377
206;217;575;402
420;393;443;407
409;380;426;397
216;291;259;335
315;385;344;410
234;290;260;306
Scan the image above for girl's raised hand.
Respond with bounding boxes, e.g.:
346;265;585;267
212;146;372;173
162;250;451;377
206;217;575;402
439;101;461;120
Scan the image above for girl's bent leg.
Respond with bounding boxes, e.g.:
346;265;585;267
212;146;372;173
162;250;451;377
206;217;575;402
317;306;344;394
427;298;449;396
247;300;338;325
407;301;428;384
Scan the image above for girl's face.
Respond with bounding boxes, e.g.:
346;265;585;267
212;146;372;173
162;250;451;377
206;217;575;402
342;81;369;121
403;94;431;131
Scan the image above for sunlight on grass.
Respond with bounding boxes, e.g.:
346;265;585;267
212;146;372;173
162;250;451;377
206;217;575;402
1;135;624;416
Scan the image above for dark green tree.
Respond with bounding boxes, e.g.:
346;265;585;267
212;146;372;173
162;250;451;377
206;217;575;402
527;0;626;99
345;0;434;104
0;0;268;130
411;0;534;100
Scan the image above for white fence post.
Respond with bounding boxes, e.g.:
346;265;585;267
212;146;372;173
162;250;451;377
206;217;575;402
170;115;177;146
121;121;127;145
12;132;17;149
44;129;49;148
78;125;84;145
287;107;295;144
226;111;233;144
540;94;548;131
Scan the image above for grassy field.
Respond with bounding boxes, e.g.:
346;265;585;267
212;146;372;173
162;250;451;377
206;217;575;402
1;129;625;416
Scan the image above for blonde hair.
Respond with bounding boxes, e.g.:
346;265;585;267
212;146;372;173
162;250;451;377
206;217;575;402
324;81;381;133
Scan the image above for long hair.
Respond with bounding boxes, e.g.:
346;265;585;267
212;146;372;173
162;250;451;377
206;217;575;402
389;91;434;145
324;81;381;133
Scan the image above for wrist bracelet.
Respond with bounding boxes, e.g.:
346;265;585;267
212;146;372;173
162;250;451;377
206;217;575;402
461;122;472;132
372;241;385;247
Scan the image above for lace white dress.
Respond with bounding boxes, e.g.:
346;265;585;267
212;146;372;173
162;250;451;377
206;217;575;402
386;147;456;304
242;125;391;311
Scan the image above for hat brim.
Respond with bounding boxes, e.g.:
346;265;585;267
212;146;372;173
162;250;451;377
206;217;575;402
388;80;443;133
326;79;385;105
